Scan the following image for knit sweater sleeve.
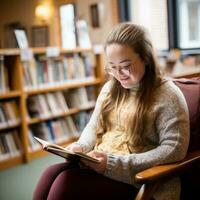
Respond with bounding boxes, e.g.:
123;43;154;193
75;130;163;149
104;82;190;185
75;81;111;152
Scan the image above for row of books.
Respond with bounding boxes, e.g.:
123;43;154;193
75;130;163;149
0;100;20;129
0;56;10;93
64;87;95;108
27;87;95;119
28;111;92;152
0;110;93;160
22;54;95;90
0;131;22;161
27;92;69;118
74;111;93;132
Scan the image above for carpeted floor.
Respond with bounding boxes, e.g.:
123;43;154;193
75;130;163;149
0;155;63;200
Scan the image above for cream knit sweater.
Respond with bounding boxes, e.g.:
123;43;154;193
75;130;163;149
77;79;190;200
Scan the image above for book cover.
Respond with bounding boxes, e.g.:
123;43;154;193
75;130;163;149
76;20;91;49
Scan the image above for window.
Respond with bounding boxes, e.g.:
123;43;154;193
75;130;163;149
59;4;76;49
178;0;200;49
129;0;169;51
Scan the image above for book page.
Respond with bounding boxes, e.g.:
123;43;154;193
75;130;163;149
34;136;100;163
34;136;68;151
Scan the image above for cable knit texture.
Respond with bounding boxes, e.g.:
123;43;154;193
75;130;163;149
77;79;190;200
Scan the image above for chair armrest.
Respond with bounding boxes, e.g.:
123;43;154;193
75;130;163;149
135;150;200;184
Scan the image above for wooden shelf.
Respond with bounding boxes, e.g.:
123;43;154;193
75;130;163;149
25;78;101;95
33;47;93;54
0;121;21;132
28;136;78;161
0;155;24;170
0;47;93;56
0;48;21;56
28;104;95;125
0;91;21;99
0;47;104;170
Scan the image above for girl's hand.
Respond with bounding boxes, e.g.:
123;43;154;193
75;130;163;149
65;142;82;153
81;151;107;174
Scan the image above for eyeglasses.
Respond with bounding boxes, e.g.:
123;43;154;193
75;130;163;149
105;65;131;76
105;58;139;77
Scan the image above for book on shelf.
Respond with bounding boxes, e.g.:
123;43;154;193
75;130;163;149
63;116;79;136
76;20;91;49
22;54;95;90
27;92;70;119
0;131;22;160
75;111;93;132
0;101;20;128
54;91;69;112
82;55;94;77
34;136;100;163
29;115;78;145
14;29;29;49
45;93;63;115
2;102;18;126
63;87;93;109
0;55;10;93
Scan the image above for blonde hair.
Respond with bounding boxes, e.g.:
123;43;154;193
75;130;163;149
97;23;162;152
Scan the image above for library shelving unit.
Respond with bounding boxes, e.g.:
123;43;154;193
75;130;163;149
0;47;104;170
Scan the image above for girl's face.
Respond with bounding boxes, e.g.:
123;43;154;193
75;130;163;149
105;43;146;89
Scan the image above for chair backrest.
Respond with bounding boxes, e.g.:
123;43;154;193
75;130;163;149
173;77;200;152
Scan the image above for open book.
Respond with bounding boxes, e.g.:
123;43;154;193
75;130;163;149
34;137;100;163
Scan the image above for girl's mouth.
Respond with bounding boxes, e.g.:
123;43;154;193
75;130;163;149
119;77;129;81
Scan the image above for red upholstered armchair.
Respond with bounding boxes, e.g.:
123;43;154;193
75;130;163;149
134;73;200;200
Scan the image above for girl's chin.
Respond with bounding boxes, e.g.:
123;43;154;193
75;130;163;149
120;82;134;89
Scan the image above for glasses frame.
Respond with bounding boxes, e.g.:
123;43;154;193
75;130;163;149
105;57;139;77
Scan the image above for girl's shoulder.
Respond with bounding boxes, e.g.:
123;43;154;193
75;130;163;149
97;80;112;100
155;78;187;106
99;80;112;96
157;78;183;96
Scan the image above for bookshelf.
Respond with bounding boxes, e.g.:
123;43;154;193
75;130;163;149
0;47;104;170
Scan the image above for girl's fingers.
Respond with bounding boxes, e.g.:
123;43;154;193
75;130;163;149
87;151;104;157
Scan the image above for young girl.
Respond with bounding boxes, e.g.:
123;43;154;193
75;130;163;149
33;23;189;200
